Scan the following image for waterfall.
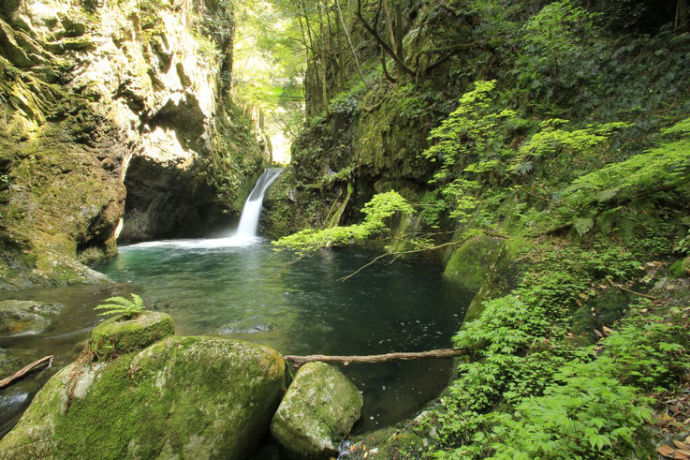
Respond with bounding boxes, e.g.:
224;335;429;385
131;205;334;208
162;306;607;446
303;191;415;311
121;167;282;250
234;168;283;240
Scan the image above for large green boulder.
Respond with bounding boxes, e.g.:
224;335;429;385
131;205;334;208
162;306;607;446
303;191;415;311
270;362;363;458
0;336;286;459
443;236;504;292
88;310;174;358
0;300;65;335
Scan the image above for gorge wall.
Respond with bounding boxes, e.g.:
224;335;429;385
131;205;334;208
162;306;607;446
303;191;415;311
0;0;264;289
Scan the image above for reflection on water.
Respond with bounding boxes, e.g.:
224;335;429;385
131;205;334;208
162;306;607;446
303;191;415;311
0;239;470;437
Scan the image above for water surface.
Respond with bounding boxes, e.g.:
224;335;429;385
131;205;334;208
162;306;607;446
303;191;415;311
0;239;469;437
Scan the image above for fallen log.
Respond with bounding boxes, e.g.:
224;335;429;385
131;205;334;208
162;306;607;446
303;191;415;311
284;348;464;366
0;355;54;389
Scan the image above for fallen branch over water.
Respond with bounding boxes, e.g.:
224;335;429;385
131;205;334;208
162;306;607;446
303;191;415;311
284;348;464;366
0;355;54;389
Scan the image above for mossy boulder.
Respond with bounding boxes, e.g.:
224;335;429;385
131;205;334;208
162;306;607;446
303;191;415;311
270;362;363;458
88;310;174;358
443;236;504;292
0;336;286;459
0;300;65;335
462;237;531;323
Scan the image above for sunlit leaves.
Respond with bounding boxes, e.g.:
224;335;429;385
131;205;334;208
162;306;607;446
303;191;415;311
273;191;413;253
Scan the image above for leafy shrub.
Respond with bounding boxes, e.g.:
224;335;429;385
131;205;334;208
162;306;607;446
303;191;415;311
273;191;413;253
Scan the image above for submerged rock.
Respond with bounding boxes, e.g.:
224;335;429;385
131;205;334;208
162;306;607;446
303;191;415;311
0;336;286;459
0;300;65;336
88;310;174;358
271;362;363;459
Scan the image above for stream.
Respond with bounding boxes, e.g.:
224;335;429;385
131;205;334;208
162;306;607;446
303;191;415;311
0;240;469;437
0;169;470;442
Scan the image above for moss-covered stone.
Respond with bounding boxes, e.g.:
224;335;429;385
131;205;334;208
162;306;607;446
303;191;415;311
0;300;65;335
88;310;174;358
443;236;505;293
0;336;286;459
462;237;531;323
270;361;363;459
0;0;264;287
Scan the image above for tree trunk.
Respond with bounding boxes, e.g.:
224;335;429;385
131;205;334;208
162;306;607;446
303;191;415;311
677;0;688;32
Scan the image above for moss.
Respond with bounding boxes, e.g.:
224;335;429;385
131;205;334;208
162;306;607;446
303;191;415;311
263;169;304;238
270;362;363;459
0;336;286;459
88;310;174;358
462;236;531;323
442;236;505;292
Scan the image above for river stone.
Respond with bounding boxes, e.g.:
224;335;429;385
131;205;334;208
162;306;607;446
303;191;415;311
0;336;286;459
270;362;363;458
88;310;174;358
0;300;65;335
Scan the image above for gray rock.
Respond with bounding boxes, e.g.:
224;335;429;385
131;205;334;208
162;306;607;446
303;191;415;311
271;362;363;459
0;300;65;336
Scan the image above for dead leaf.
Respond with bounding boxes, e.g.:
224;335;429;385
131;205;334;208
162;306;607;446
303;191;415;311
602;326;613;335
677;452;689;460
578;293;588;299
679;449;690;457
674;441;690;450
658;444;675;457
594;329;604;338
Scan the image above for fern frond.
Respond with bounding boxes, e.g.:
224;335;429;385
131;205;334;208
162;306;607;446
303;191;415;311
130;293;144;307
102;296;135;306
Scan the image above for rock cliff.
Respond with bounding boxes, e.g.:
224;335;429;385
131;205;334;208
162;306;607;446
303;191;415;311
0;0;263;290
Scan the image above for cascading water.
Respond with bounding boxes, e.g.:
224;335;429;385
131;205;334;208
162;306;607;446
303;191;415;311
234;168;283;239
123;167;282;249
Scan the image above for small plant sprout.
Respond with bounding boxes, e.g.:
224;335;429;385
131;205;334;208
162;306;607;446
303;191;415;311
94;294;145;319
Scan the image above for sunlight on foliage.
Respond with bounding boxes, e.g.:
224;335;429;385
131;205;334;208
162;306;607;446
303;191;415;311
273;191;413;253
565;117;690;211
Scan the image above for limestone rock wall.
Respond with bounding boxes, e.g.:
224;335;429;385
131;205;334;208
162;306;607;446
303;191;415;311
0;0;263;289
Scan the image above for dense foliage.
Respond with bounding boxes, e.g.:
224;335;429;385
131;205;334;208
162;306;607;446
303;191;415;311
260;0;689;457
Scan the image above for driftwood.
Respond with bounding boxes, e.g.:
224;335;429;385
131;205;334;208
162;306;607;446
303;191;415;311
284;348;463;366
0;355;54;389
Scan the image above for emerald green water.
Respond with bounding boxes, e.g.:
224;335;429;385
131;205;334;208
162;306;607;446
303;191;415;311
0;238;468;438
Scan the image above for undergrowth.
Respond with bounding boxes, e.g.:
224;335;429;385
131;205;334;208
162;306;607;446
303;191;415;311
425;243;688;459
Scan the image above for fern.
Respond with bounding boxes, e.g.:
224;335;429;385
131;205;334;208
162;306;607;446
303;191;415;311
94;294;145;318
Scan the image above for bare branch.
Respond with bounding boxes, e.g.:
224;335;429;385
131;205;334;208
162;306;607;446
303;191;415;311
0;355;54;389
284;348;464;366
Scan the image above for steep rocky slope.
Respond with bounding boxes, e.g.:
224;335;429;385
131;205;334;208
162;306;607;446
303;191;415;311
0;0;264;289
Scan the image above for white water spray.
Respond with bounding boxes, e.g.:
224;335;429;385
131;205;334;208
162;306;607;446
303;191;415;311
122;167;282;250
234;168;283;239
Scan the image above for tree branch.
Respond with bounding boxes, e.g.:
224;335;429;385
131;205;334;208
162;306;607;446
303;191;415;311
338;240;463;282
284;348;464;366
355;0;417;77
0;355;54;389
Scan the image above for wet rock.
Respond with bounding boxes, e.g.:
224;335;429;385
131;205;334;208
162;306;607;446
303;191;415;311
443;236;504;292
88;310;174;358
0;336;286;459
271;362;363;459
0;300;65;336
